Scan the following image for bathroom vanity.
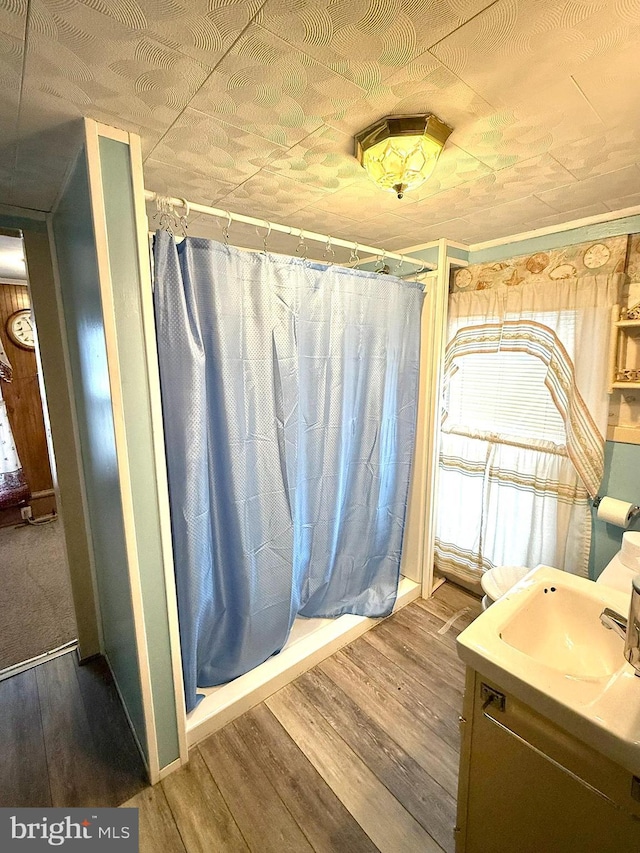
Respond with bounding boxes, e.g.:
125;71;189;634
454;565;640;853
456;669;640;853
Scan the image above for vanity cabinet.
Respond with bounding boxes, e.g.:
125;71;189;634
456;669;640;853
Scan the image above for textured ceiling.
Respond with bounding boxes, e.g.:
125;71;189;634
2;0;640;254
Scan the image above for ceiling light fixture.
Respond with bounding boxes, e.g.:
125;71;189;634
355;114;453;199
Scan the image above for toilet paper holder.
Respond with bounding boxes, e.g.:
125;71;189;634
593;495;640;520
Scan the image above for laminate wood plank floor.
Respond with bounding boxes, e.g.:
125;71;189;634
0;651;147;808
125;582;481;853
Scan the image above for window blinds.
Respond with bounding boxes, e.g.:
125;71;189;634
445;349;566;445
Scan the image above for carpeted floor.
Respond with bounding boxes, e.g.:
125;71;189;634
0;519;77;672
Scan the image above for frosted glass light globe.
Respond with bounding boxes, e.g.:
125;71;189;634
355;114;453;199
361;134;443;198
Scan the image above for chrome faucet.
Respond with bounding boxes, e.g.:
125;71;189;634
626;576;640;674
600;608;627;639
599;575;640;677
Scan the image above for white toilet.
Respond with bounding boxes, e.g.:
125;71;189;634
480;530;640;608
480;564;530;610
595;530;640;596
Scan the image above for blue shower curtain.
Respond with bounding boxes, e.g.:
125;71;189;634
153;231;423;711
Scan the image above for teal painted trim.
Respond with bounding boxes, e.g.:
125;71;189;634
469;214;640;265
357;260;380;272
589;440;640;580
407;245;440;266
99;137;180;769
445;244;470;264
0;214;47;233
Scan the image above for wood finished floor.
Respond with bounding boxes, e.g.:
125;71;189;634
0;652;148;809
125;582;481;853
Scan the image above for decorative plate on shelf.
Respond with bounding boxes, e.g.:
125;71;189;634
6;309;35;350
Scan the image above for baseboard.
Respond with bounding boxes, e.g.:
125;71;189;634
75;649;102;666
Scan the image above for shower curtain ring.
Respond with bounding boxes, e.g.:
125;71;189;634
256;221;271;254
178;198;190;238
296;230;308;262
414;260;428;284
348;243;360;267
375;251;387;274
169;200;181;235
323;235;335;265
158;197;176;236
221;211;232;245
155;196;174;234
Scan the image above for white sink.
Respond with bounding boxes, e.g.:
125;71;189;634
457;565;640;776
499;581;623;679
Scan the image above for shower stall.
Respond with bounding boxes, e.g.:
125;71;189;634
48;118;461;782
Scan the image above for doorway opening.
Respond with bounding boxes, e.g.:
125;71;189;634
0;230;77;679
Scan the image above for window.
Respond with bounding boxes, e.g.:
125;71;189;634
445;348;566;445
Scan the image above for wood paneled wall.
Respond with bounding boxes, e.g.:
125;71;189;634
0;282;54;524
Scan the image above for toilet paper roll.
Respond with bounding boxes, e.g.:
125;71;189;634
597;496;637;528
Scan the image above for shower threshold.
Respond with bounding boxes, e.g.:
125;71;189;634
186;576;420;747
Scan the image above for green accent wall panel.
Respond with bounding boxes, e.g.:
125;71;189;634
590;440;640;579
51;150;148;759
99;136;180;769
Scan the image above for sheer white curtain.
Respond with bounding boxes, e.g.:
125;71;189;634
435;274;619;586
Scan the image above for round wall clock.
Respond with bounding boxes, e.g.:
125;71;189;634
6;309;35;350
583;243;611;269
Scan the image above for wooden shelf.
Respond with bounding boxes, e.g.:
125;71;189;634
607;425;640;445
610;305;640;394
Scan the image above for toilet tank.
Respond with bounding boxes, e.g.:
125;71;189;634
596;531;640;597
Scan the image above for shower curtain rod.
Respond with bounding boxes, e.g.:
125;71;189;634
144;190;434;272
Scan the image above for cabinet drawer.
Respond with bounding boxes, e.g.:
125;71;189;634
475;673;640;819
457;670;640;853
